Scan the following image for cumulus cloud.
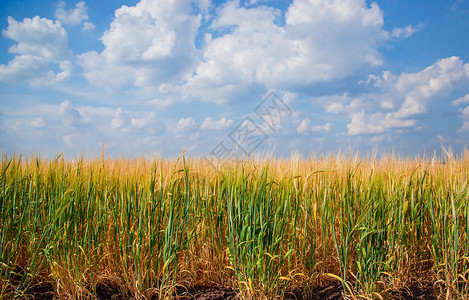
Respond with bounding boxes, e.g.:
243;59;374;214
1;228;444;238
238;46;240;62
149;97;176;109
296;118;311;134
459;122;469;132
131;113;155;130
453;93;469;131
0;55;48;83
201;117;233;130
391;25;419;39
0;16;72;85
297;119;332;134
59;100;87;127
3;16;70;60
111;108;131;129
452;94;469;106
392;56;469;118
75;0;414;103
82;21;95;30
176;117;196;131
333;56;469;135
31;117;46;128
347;110;415;135
182;0;390;102
111;107;164;135
78;0;201;90
55;1;94;30
326;102;344;114
457;106;469;132
3;116;47;132
312;122;332;133
0;55;73;85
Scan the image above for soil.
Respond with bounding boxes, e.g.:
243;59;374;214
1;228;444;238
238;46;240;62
23;282;55;300
10;280;440;299
283;283;344;300
387;283;438;300
96;279;130;300
170;282;439;300
173;285;239;300
3;265;55;300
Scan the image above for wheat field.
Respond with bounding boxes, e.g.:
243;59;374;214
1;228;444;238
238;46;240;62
1;151;468;299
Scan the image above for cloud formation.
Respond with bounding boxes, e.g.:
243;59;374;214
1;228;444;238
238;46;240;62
182;0;390;103
74;0;411;104
296;118;311;134
55;1;94;30
111;108;131;129
31;117;46;129
111;107;164;136
78;0;201;89
457;106;469;132
201;117;233;130
0;16;72;85
312;122;332;133
176;117;196;132
452;94;469;106
2;0;468;157
391;25;419;39
322;56;469;135
59;100;87;127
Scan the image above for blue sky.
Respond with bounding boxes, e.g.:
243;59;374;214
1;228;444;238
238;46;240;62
1;0;469;158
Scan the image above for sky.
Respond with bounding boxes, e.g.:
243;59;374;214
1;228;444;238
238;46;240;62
1;0;469;159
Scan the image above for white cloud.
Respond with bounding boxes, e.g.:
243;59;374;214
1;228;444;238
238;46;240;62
312;122;332;133
370;135;386;143
0;55;48;83
176;117;196;131
111;107;164;135
334;56;469;135
182;0;391;103
459;121;469;132
460;106;469;118
78;0;201;90
294;118;331;135
3;16;70;61
149;97;176;109
347;110;416;135
323;96;362;115
379;99;394;110
82;22;95;31
3;116;47;131
452;93;469;106
111;108;130;129
392;25;419;39
296;118;311;134
326;102;344;114
201;117;233;130
131;113;155;129
0;16;72;85
31;117;46;128
75;0;412;103
56;60;73;81
59;100;87;127
0;55;73;85
392;56;469;118
458;106;469;132
55;1;92;28
77;51;129;89
281;91;297;106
